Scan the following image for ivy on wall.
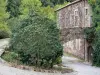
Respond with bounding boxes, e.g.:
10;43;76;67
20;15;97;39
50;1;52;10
84;0;100;66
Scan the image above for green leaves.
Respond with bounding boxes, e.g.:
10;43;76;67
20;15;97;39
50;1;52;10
86;0;100;66
6;0;21;18
88;0;96;5
10;13;63;68
40;0;67;7
0;0;9;22
0;0;10;39
20;0;42;15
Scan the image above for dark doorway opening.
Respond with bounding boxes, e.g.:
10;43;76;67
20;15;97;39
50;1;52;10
87;46;93;62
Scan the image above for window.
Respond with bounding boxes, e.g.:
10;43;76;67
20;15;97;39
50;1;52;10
74;10;77;14
86;9;88;15
85;7;88;15
74;9;79;27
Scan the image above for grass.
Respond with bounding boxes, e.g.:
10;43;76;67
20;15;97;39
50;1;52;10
1;51;20;63
2;51;74;74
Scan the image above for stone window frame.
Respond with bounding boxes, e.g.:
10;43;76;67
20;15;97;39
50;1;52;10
58;11;63;29
74;9;79;27
85;6;92;27
70;14;74;27
85;7;88;15
57;12;61;29
84;7;91;27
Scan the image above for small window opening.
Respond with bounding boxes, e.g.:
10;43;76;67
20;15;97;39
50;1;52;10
86;9;88;15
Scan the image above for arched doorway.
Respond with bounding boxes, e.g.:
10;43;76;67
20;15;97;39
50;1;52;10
87;46;93;62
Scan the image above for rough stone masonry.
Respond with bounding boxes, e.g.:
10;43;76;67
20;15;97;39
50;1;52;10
56;0;92;62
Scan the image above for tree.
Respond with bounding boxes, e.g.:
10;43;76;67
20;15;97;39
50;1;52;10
65;0;75;2
6;0;21;18
0;0;10;38
7;0;42;31
20;0;42;18
40;0;65;7
20;0;56;20
10;12;63;68
40;0;74;7
0;0;9;22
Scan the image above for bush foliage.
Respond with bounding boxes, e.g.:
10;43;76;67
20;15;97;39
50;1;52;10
0;0;10;39
92;0;100;66
10;13;63;68
85;0;100;66
2;51;18;63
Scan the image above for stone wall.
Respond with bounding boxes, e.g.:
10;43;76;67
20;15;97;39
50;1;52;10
57;0;91;29
61;27;86;59
57;0;92;60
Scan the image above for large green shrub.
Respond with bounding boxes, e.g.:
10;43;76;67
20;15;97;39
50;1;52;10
10;13;63;68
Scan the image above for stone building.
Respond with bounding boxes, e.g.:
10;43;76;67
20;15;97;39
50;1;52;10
56;0;92;62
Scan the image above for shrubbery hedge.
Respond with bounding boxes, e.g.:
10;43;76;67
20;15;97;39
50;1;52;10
10;13;63;68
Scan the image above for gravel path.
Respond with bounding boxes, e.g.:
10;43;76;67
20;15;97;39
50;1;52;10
0;63;76;75
0;38;9;47
0;38;9;56
62;56;100;75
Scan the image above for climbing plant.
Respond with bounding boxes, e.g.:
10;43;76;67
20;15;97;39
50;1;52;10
84;0;100;66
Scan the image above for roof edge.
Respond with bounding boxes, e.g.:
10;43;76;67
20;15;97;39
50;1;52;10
55;0;82;12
